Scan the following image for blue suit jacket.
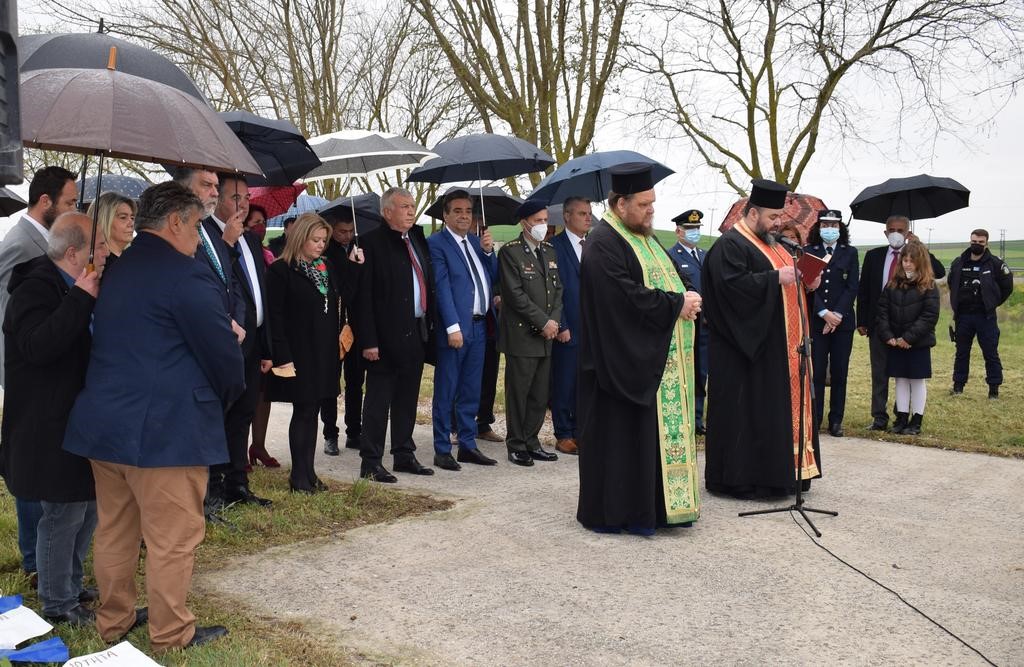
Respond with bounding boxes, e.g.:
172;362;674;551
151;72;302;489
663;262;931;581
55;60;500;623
804;242;859;333
668;242;705;294
428;228;498;340
550;231;581;348
63;233;246;467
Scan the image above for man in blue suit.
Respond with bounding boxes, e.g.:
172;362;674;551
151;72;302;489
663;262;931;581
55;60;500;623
428;190;499;470
804;209;859;437
549;197;592;455
668;209;709;434
63;182;245;653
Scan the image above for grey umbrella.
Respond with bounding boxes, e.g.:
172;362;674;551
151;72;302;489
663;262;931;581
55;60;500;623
0;187;27;217
303;131;436;182
77;174;149;203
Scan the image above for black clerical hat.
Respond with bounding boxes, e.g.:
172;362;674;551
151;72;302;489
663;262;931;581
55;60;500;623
818;209;843;222
672;209;704;227
749;179;788;209
609;163;654;195
516;198;548;221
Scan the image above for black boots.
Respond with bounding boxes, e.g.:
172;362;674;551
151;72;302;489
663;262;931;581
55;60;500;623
890;412;909;433
902;413;923;435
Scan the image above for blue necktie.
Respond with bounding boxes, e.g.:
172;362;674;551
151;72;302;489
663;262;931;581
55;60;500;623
463;239;487;315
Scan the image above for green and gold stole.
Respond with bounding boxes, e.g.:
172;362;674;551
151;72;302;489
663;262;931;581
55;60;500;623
605;211;700;524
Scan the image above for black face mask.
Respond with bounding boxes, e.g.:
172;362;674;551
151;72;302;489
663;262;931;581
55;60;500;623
970;243;985;256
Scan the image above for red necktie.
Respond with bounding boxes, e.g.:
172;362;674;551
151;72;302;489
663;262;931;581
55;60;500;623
887;249;900;282
404;236;428;314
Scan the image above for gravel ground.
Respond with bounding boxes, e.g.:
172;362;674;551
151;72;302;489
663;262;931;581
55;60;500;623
200;402;1024;666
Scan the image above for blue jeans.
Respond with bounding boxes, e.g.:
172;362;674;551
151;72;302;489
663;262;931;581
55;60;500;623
15;498;44;573
37;500;97;616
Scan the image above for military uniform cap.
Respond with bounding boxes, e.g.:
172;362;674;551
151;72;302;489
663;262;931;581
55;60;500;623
516;198;549;220
818;209;843;222
672;209;704;227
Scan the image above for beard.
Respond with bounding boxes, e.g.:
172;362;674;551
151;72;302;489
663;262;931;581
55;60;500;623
757;229;776;246
42;203;59;228
623;217;654;237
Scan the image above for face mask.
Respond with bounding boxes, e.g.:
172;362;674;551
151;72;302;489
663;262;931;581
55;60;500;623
970;243;985;255
887;232;906;249
528;224;547;243
684;229;701;244
820;228;840;244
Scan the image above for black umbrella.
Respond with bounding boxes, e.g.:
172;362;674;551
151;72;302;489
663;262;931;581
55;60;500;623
319;192;383;235
219;111;321;186
850;174;970;222
0;187;27;217
76;174;148;204
423;186;523;226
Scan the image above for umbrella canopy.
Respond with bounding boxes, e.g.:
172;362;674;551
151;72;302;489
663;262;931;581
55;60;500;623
546;202;599;228
406;133;555;184
719;192;828;243
304;130;436;182
530;150;674;205
267;193;329;228
0;187;28;217
320;192;383;235
219;111;321;186
76;174;148;203
20;67;262;175
850;174;970;222
18;32;208;103
250;182;307;219
423;186;523;226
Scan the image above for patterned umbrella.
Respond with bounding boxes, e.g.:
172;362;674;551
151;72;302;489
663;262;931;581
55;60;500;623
249;182;307;219
719;192;828;244
76;174;149;203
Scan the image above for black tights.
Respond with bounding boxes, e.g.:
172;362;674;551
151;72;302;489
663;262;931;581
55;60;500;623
289;402;319;491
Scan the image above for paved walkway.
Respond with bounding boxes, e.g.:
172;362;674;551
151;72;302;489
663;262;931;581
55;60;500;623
201;406;1024;665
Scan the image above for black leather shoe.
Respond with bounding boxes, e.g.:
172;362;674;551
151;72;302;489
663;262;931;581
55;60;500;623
313;478;329;493
110;607;148;644
289;485;315;495
457;447;497;465
433;453;462;471
46;604;95;627
868;420;887;431
79;586;99;604
361;465;398;483
828;423;844;437
323;437;340;456
186;625;229;648
223;485;273;507
345;437;360;450
508;451;534;466
394;457;435;475
528;447;559;462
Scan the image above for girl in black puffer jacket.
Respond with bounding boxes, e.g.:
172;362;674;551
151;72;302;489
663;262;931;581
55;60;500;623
875;240;940;435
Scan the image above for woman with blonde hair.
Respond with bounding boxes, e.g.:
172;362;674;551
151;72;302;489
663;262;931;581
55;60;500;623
86;192;136;272
265;213;343;493
875;240;939;435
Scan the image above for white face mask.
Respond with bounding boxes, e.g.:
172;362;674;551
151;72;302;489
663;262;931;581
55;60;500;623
887;232;906;249
528;224;547;243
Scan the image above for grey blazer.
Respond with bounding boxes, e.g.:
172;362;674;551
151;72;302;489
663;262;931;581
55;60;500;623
0;217;50;386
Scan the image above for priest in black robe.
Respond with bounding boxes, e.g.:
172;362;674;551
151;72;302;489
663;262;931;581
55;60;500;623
576;164;703;535
701;179;822;499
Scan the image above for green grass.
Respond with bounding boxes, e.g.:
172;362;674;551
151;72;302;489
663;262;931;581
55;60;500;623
0;471;449;665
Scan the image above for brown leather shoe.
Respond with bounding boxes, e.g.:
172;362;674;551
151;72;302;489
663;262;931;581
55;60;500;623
555;438;578;455
478;430;504;443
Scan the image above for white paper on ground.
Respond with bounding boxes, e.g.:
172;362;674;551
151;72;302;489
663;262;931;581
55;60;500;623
0;604;53;650
62;641;161;667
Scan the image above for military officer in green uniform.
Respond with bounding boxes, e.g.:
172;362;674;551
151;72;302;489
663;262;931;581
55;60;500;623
498;199;564;466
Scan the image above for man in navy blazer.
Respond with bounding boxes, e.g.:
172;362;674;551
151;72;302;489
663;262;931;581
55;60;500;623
63;182;245;652
804;210;859;437
428;190;499;470
549;197;592;454
668;209;709;434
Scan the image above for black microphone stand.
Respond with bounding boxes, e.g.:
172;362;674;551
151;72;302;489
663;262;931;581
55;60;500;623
738;241;838;537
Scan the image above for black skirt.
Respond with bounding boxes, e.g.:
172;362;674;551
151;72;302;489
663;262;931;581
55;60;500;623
886;346;932;379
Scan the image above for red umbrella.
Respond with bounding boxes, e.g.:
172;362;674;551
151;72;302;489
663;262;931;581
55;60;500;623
719;192;828;244
249;182;307;219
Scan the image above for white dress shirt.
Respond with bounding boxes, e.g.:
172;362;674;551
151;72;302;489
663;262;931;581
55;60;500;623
23;213;50;242
445;226;491;334
565;228;584;263
213;215;264;326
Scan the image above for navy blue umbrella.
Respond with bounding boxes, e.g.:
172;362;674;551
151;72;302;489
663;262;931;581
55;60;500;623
530;150;674;205
850;174;970;222
423;186;523;226
320;192;383;235
76;174;148;204
219;111;321;187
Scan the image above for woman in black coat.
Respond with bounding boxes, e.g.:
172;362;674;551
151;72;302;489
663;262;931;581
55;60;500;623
876;240;939;435
266;213;343;493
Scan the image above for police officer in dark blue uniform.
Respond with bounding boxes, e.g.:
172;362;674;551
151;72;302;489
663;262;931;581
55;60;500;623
949;228;1014;398
668;209;708;435
805;209;859;437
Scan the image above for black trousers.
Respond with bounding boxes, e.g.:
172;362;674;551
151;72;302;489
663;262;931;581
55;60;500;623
320;361;343;440
812;328;854;428
289;401;320;491
211;342;260;491
359;362;423;469
320;353;366;440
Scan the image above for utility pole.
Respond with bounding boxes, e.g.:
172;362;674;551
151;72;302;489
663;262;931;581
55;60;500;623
926;227;933;247
999;229;1006;259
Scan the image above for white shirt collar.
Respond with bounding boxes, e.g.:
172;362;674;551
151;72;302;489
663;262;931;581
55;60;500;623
565;228;584;246
23;213;50;240
445;225;467;242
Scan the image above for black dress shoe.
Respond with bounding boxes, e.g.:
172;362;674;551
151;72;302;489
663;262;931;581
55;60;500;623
828;423;844;437
394;457;435;475
868;420;887;431
186;625;229;648
457;447;497;465
507;451;534;466
433;453;462;471
45;604;95;627
223;485;273;507
323;437;340;456
345;437;360;450
289;485;315;495
110;607;148;644
313;477;329;493
528;447;558;462
361;465;397;483
79;586;99;604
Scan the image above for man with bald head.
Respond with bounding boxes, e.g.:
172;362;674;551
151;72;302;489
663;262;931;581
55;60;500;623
1;212;107;625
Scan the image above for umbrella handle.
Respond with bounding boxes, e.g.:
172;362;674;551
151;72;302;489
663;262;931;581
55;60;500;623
88;153;106;267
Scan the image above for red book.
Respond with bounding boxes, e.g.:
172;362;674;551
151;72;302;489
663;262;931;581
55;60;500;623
797;252;830;287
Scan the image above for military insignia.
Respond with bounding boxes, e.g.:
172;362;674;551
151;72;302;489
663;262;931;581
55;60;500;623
688;211;700;223
548;260;557;270
522;264;536;275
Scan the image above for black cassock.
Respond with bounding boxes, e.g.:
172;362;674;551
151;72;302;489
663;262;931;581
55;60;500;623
576;222;688;531
700;228;821;498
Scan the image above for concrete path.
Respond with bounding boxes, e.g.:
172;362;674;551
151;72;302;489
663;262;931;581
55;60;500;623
201;406;1024;665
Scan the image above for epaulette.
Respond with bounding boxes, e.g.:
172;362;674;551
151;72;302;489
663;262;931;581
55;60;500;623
506;239;522;246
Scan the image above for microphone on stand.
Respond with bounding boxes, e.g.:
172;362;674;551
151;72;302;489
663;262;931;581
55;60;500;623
773;233;804;255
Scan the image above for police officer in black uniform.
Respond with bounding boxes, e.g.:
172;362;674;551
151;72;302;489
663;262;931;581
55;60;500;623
949;228;1014;398
804;209;859;437
668;209;708;435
